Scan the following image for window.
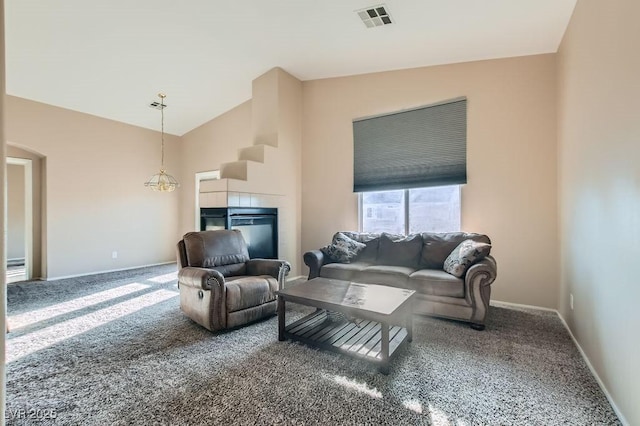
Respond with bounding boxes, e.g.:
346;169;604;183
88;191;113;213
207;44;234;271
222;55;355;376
353;98;466;234
360;185;460;234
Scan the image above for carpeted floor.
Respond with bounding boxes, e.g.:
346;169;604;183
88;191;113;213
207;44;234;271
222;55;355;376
6;264;620;425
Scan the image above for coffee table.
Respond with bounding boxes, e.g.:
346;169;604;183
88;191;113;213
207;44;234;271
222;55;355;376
276;277;415;374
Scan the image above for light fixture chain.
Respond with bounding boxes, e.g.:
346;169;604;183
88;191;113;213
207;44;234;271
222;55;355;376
144;91;178;192
160;93;165;169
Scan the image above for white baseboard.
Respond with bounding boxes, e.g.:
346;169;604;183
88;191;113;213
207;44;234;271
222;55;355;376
7;257;26;267
492;299;628;425
46;261;176;281
491;299;557;312
555;312;629;426
286;275;306;282
49;268;299;283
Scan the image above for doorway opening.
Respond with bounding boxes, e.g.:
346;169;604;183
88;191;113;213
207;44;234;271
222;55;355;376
6;157;33;283
194;170;220;230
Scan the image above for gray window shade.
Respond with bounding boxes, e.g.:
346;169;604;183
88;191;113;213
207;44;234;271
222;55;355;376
353;97;467;192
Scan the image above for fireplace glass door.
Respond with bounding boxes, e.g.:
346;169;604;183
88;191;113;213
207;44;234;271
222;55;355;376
200;207;278;259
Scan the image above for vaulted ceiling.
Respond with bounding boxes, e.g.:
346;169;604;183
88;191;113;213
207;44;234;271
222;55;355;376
5;0;576;135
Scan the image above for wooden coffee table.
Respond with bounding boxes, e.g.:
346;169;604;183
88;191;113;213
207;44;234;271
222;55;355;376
276;277;415;374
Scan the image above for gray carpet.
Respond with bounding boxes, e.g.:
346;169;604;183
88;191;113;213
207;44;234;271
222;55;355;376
6;265;620;425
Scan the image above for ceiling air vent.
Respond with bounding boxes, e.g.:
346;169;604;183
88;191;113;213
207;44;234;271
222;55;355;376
356;4;393;28
149;100;166;110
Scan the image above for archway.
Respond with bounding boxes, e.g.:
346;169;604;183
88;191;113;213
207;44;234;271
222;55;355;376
6;144;46;281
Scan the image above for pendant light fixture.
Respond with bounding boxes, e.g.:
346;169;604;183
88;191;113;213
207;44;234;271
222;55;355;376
144;93;179;192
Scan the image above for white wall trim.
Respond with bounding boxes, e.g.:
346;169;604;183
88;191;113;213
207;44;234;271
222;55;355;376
491;299;558;312
51;269;302;284
286;275;306;282
555;312;629;426
46;261;176;281
492;299;628;425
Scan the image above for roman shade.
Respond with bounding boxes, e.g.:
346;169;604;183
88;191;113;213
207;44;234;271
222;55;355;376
353;97;467;192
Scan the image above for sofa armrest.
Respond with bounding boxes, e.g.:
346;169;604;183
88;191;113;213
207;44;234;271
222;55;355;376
303;250;327;279
464;255;498;328
246;259;291;289
178;267;225;290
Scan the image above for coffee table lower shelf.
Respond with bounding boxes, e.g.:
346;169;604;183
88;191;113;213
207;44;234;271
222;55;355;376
283;310;409;372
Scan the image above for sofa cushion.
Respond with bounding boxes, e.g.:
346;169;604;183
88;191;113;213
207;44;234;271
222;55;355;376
341;232;380;262
320;262;372;281
183;230;250;268
443;240;492;278
225;275;277;313
320;232;366;263
420;232;491;269
356;265;415;288
408;269;464;297
377;233;423;268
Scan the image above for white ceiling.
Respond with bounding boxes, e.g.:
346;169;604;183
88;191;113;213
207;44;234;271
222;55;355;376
5;0;576;136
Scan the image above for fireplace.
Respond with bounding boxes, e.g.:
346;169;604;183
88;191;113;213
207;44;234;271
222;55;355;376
200;207;278;259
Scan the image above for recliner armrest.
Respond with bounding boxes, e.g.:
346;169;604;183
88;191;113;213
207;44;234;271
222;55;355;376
303;249;327;279
246;259;291;281
178;267;225;290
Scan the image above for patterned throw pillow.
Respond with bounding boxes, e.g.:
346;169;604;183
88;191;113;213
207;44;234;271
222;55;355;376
320;232;367;263
443;239;492;278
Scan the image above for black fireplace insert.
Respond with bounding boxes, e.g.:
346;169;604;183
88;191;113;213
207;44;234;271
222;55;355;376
200;207;278;259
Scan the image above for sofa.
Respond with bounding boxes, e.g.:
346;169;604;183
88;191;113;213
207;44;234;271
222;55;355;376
303;231;497;330
177;229;291;331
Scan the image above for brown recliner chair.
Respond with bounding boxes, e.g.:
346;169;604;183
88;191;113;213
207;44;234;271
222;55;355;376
176;229;291;331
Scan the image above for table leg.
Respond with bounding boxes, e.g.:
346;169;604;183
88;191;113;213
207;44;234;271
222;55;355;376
277;297;286;341
407;312;413;343
380;322;390;374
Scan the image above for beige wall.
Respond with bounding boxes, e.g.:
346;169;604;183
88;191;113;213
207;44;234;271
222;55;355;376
180;68;303;274
6;163;25;260
253;69;302;274
557;0;639;424
6;96;181;279
302;54;559;308
179;101;253;237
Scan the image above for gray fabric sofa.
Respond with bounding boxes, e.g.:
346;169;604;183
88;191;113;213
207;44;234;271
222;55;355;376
303;232;497;330
177;230;291;331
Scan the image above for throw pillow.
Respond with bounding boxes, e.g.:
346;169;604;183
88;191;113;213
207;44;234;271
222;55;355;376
443;239;492;278
320;232;367;263
421;232;491;269
341;232;380;262
377;233;423;268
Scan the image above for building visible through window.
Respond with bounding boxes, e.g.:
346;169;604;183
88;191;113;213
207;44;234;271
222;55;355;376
361;185;460;234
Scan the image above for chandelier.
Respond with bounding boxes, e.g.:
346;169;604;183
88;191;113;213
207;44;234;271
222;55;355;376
144;93;179;192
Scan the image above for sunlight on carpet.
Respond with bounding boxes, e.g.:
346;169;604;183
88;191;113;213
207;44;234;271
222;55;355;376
428;403;460;426
8;282;151;329
402;399;423;414
330;374;382;399
7;289;177;363
147;271;178;284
